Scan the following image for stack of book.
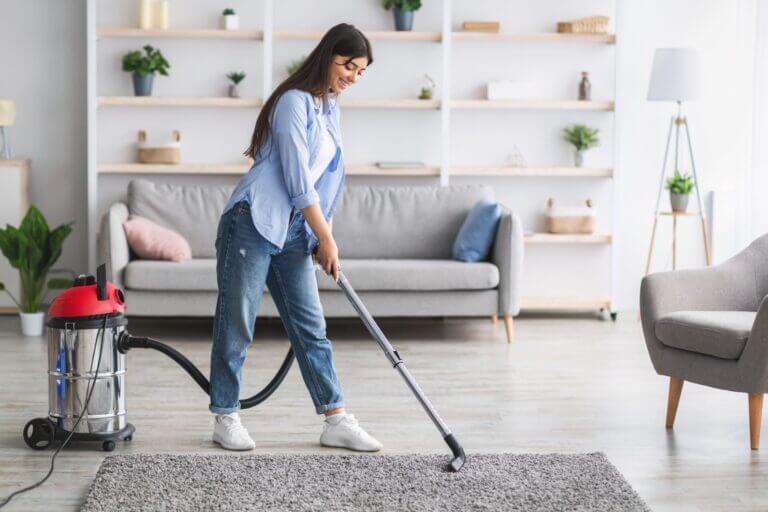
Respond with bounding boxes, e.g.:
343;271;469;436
461;21;500;33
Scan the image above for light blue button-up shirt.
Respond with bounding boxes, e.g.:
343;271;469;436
223;89;345;252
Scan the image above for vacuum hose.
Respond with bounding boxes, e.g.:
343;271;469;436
117;333;294;409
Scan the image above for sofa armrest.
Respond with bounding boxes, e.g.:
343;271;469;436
491;208;524;316
98;202;130;289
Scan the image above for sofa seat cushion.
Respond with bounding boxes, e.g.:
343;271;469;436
315;259;499;291
655;310;755;360
124;258;500;292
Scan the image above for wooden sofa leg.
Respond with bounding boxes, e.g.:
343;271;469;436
491;314;498;325
503;314;513;343
750;393;764;450
666;377;684;429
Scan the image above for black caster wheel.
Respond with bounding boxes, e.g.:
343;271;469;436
23;418;55;450
102;440;116;452
610;311;618;322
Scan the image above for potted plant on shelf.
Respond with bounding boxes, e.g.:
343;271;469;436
122;45;170;96
0;206;74;336
227;71;246;98
382;0;422;31
221;8;239;30
419;74;436;100
665;170;694;212
563;124;599;167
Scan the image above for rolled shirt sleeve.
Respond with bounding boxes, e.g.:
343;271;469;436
272;92;320;209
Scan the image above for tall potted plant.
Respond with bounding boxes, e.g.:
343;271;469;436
122;45;170;96
382;0;422;31
665;170;694;212
563;124;599;167
0;206;74;336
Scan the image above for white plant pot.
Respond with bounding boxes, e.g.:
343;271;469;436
20;312;45;337
222;14;239;30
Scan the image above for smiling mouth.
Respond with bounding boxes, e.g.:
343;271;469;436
338;78;350;90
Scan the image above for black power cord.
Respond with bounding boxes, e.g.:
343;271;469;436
0;314;109;509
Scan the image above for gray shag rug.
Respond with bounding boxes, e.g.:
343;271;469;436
80;452;650;512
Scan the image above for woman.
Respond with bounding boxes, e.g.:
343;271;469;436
209;23;380;452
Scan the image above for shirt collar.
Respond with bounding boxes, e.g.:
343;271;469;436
313;93;338;116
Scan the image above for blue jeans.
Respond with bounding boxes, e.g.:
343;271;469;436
209;200;345;415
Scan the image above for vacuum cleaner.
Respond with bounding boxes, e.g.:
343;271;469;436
23;263;466;472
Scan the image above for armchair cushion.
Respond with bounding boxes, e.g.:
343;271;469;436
655;310;755;360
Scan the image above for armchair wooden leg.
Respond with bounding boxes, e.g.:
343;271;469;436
491;314;498;325
503;314;513;343
666;377;684;429
749;393;763;450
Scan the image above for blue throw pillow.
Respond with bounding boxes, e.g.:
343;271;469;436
452;200;503;262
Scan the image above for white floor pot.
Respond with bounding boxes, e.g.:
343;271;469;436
20;312;45;337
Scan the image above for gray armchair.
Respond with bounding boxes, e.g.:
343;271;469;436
640;233;768;449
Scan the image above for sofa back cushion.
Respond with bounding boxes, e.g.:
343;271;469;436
333;185;495;259
128;179;234;258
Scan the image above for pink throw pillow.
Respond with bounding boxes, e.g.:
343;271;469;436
122;215;192;262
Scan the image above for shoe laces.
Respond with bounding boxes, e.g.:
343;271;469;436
337;414;367;438
219;414;246;435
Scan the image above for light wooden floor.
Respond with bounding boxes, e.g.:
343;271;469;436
1;313;767;511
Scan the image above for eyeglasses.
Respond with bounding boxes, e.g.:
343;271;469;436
334;59;366;78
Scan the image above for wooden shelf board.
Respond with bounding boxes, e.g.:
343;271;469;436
451;99;614;110
450;166;612;177
452;32;615;43
524;233;612;244
98;163;440;176
521;297;612;311
98;96;263;107
274;29;441;41
339;98;440;109
0;158;31;170
0;307;19;314
97;28;264;40
659;211;700;217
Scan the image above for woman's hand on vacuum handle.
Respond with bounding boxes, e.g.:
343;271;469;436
301;204;340;282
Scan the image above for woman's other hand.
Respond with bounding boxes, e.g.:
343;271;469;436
316;234;340;282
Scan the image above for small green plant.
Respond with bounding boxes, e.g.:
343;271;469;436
227;71;246;85
419;74;435;100
563;124;600;151
287;55;307;76
222;8;236;15
665;170;694;195
0;206;74;313
382;0;422;11
122;45;170;77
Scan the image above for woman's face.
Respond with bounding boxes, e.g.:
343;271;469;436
328;55;368;95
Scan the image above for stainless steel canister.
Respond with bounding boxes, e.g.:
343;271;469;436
47;322;127;433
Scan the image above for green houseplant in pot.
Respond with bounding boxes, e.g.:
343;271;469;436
122;45;170;96
226;71;246;98
563;124;599;167
0;206;74;336
382;0;422;31
666;170;694;212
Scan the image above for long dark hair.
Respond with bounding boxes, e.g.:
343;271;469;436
244;23;373;159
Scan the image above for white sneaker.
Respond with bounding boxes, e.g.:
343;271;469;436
212;412;255;451
320;413;383;452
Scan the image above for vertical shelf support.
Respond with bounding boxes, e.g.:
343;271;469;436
87;0;98;270
440;0;452;187
262;0;274;100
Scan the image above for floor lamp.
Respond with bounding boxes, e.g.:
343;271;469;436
644;48;710;274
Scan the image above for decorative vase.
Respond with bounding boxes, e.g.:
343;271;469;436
132;72;154;96
20;311;44;337
222;14;239;30
228;84;240;98
670;192;689;213
574;149;584;167
393;8;414;31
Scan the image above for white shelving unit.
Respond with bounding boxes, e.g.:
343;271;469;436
86;0;618;315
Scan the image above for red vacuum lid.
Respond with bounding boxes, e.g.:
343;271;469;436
48;274;126;319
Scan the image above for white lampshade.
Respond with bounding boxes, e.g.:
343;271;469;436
647;48;702;102
0;100;16;126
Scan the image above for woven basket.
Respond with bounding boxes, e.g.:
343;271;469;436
137;130;181;164
545;198;596;234
557;15;610;34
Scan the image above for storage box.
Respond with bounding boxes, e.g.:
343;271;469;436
545;198;596;234
556;15;610;34
137;130;181;164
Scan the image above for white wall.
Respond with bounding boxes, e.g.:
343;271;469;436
0;0;757;311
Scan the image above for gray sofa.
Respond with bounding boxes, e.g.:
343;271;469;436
99;179;524;342
640;233;768;449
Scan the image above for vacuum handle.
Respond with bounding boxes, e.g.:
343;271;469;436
96;263;108;301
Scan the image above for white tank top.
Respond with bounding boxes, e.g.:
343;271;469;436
309;110;336;186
